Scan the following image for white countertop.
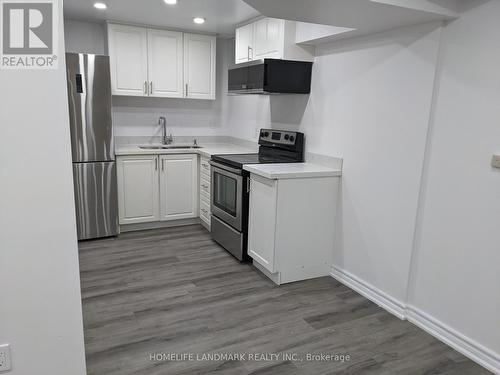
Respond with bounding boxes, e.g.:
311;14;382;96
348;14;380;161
115;143;258;158
243;163;342;179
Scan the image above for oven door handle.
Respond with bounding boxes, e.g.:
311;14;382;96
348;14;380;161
209;160;244;175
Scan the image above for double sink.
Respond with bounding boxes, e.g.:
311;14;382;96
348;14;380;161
139;145;202;150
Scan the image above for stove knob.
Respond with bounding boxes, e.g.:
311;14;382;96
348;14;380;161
263;131;269;137
289;135;295;142
284;134;290;140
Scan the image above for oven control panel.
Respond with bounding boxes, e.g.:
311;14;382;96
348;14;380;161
259;129;298;145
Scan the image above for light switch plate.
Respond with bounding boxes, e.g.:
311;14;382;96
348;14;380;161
491;155;500;169
0;344;11;372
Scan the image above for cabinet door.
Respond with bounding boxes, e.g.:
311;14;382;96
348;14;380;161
117;156;159;224
183;33;216;100
159;154;198;221
108;24;148;96
248;176;277;272
265;18;284;58
147;29;183;98
235;23;253;63
253;18;284;60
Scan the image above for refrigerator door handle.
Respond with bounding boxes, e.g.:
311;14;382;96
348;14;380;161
150;81;153;95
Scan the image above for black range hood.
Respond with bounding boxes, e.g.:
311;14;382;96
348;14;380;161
228;58;313;95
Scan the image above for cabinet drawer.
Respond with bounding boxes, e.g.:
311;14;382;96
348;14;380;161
200;180;210;195
200;159;211;176
200;188;210;204
200;200;211;222
200;171;210;183
200;190;210;205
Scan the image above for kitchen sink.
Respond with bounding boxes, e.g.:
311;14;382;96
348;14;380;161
139;145;202;150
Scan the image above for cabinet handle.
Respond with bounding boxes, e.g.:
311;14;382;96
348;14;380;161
144;81;147;95
155;158;158;171
202;184;208;189
162;158;164;171
248;46;253;61
185;83;188;97
150;81;153;95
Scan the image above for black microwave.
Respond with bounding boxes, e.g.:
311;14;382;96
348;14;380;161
228;58;313;95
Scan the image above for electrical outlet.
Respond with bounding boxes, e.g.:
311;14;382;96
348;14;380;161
0;344;11;372
491;154;500;169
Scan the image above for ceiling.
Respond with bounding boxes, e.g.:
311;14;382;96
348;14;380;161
244;0;458;42
63;0;260;36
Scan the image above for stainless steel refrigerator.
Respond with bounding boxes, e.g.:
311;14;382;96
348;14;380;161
66;53;119;240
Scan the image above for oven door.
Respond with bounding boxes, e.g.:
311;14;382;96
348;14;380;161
210;162;243;232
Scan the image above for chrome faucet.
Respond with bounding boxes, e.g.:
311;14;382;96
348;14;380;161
158;116;173;145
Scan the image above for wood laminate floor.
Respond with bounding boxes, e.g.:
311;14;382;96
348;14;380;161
79;225;489;375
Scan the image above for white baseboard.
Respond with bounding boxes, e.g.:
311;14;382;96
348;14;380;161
330;266;406;320
406;306;500;375
330;266;500;374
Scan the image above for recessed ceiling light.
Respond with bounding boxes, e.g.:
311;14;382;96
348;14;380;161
193;17;205;24
164;0;177;4
94;2;107;10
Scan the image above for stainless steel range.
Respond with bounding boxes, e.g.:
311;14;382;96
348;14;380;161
210;129;305;261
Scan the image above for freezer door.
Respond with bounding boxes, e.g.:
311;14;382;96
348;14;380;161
66;53;114;162
73;162;119;240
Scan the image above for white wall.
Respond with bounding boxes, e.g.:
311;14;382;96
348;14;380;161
408;0;500;367
0;2;87;375
64;19;106;54
308;23;442;304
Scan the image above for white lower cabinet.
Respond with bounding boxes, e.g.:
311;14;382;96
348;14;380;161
117;155;160;224
117;154;198;226
159;154;198;220
247;176;277;272
247;174;339;285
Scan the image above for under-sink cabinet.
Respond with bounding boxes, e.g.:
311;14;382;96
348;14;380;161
117;154;198;225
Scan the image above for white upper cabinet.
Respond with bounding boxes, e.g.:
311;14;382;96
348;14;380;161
234;18;313;64
235;23;254;63
147;29;183;98
248;176;277;272
107;23;216;100
184;33;216;100
108;24;148;96
252;18;284;60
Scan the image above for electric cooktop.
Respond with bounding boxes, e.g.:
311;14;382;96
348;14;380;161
211;129;305;169
210;153;299;169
